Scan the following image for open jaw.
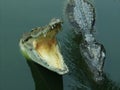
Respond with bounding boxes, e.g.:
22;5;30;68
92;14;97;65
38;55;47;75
19;18;69;75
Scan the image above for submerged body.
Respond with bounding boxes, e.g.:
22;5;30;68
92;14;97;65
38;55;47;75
19;18;69;75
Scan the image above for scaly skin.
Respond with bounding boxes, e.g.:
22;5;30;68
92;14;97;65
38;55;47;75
65;0;106;83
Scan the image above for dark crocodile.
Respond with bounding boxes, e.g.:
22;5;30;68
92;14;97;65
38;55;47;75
65;0;106;83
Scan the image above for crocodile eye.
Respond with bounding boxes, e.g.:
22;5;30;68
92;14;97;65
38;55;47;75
23;36;32;42
31;29;34;32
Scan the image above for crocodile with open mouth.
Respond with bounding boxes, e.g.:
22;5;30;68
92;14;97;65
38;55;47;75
19;18;69;75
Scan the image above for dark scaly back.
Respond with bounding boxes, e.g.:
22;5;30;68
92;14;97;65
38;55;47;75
65;0;95;34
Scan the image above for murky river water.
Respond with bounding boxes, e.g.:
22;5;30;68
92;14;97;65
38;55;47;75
0;0;120;90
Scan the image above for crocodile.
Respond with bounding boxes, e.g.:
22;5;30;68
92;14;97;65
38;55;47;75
19;18;69;75
65;0;106;83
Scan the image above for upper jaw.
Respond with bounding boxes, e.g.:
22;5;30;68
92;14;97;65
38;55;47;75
21;18;63;43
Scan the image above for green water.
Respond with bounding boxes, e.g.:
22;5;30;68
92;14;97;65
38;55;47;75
95;0;120;84
0;0;120;90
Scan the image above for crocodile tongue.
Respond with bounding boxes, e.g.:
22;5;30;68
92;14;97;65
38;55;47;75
19;18;69;75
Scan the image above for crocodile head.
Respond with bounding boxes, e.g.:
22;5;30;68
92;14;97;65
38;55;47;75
19;18;69;75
